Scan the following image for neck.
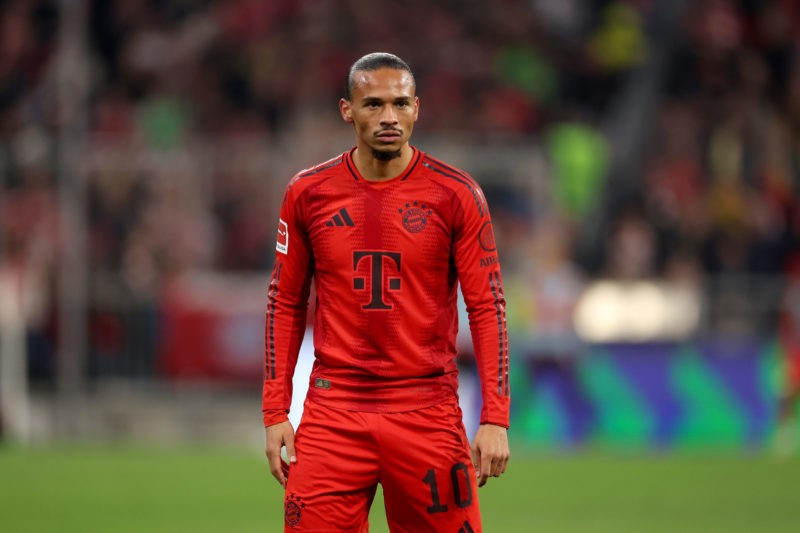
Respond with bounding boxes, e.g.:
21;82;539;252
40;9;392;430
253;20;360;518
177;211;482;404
352;144;413;181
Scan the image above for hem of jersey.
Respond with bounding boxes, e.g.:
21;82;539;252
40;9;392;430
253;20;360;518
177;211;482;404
305;389;455;414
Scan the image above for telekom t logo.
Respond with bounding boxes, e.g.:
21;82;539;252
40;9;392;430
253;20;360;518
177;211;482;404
353;251;401;310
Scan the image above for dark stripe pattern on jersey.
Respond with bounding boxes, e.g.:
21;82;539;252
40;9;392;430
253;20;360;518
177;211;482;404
265;261;283;380
489;271;509;397
298;157;343;178
343;152;361;181
421;158;485;217
399;148;422;180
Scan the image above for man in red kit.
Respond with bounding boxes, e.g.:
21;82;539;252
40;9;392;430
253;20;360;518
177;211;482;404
263;52;510;532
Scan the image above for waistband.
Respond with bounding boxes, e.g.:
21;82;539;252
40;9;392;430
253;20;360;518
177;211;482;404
305;368;459;413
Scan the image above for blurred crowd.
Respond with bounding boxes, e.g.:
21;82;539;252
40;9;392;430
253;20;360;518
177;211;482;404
1;0;649;283
638;0;800;281
1;0;799;381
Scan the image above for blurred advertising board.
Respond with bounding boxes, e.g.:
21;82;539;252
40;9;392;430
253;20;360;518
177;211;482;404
158;273;269;382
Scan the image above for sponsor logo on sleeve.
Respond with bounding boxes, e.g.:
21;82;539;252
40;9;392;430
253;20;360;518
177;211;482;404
276;219;289;254
478;221;496;252
480;255;498;268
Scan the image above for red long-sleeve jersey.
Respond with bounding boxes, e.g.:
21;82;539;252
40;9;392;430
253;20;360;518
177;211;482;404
262;147;510;428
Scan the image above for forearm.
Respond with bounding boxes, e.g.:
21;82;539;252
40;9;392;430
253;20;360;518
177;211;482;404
469;297;511;428
262;262;310;422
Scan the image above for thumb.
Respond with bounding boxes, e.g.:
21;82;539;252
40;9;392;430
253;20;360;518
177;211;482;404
285;431;297;464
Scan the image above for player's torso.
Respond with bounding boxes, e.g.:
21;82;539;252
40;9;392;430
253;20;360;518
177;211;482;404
296;151;460;375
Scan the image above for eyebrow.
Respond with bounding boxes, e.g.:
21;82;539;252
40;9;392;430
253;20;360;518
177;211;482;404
361;96;413;104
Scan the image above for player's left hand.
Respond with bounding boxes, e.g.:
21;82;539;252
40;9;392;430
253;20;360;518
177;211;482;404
265;420;296;488
471;423;510;488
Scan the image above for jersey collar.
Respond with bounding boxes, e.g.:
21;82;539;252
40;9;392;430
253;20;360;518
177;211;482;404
344;146;422;183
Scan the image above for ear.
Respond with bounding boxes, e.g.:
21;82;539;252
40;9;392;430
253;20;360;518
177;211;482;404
413;96;420;122
339;98;353;123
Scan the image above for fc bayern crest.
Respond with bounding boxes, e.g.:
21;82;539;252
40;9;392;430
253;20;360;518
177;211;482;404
399;201;433;233
285;493;305;528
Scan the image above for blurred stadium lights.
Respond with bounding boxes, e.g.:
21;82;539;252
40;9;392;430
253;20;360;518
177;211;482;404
573;280;702;343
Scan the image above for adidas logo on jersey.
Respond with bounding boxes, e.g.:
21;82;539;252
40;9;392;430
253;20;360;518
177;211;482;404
325;208;354;227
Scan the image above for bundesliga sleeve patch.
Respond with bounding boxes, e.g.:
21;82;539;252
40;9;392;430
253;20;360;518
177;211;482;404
276;218;289;254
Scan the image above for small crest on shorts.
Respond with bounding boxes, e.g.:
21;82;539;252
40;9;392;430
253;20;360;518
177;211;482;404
314;378;331;389
285;493;305;528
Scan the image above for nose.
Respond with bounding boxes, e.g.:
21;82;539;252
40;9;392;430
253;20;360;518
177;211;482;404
379;104;398;125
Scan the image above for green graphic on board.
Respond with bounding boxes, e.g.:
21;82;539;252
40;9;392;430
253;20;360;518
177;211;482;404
670;346;743;448
578;348;650;447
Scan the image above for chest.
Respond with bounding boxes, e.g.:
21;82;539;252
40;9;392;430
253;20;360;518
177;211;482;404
302;181;455;273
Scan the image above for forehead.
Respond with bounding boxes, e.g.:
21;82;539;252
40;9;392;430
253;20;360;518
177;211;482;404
350;68;416;99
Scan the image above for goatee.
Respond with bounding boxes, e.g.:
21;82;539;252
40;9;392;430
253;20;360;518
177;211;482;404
372;148;402;161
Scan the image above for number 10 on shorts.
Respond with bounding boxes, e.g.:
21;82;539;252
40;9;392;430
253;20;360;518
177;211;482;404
422;463;474;513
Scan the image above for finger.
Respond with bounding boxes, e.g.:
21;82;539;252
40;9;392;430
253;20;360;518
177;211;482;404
490;456;502;477
269;455;287;487
284;433;297;465
499;453;510;475
266;445;286;487
281;458;290;479
471;448;485;487
491;451;507;477
470;445;481;482
271;456;287;487
478;452;493;487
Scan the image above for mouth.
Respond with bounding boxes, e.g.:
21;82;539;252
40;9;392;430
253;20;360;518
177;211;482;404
376;130;402;142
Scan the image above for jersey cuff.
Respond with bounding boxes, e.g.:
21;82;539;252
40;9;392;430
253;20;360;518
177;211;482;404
263;409;289;427
479;417;510;429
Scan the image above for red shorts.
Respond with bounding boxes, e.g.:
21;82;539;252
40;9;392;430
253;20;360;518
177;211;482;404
283;397;481;532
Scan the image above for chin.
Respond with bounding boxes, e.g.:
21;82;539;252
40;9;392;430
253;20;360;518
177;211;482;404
371;147;402;161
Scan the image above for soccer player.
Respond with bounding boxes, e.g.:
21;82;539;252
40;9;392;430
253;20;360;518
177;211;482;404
263;52;510;532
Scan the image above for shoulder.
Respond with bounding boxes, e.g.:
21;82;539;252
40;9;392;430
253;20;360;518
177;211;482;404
285;152;348;194
419;152;488;217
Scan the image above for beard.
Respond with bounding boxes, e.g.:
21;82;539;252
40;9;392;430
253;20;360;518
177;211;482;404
371;147;402;161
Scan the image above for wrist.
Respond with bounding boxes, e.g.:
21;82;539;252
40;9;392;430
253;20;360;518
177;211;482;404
263;409;289;427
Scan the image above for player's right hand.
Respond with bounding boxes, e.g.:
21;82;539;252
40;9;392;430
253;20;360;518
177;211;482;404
471;423;510;488
265;420;296;488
